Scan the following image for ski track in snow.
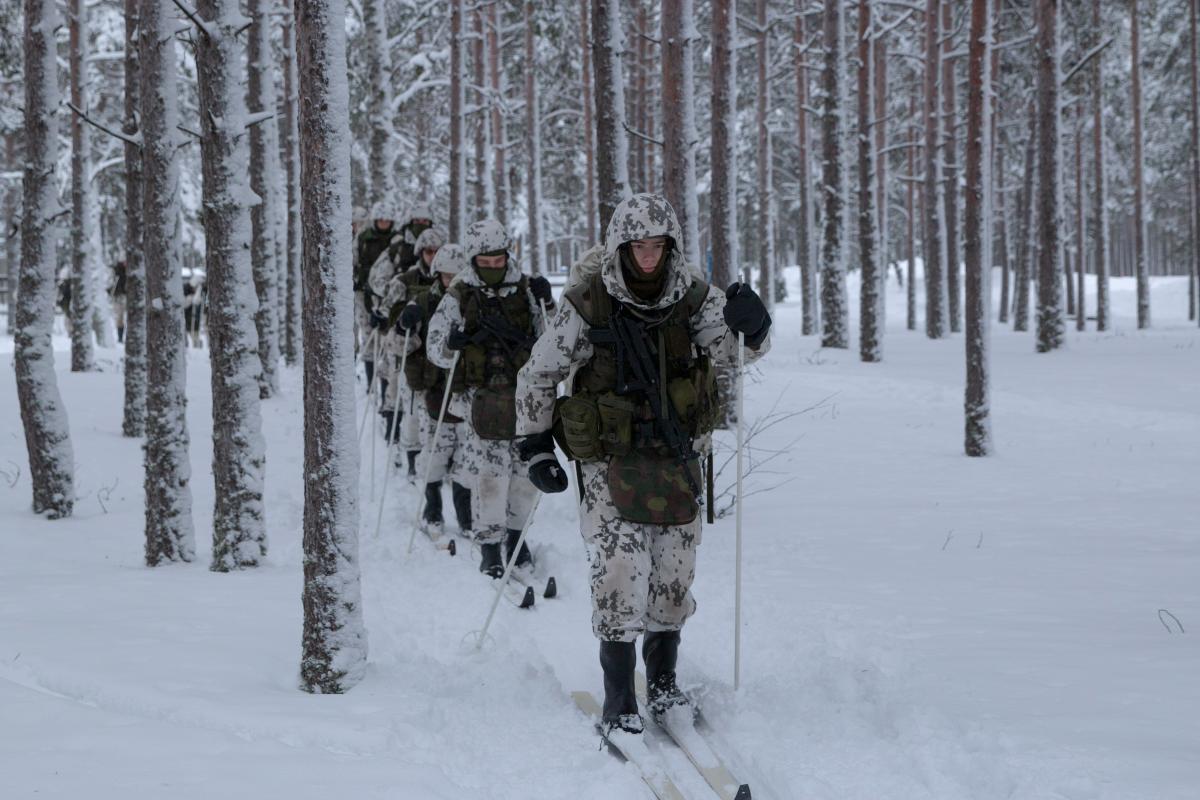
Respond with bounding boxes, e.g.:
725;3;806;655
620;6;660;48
2;273;1198;799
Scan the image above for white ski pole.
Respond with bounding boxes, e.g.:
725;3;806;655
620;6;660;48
372;328;410;539
369;334;383;501
357;331;382;445
407;351;460;555
734;331;745;691
474;493;543;651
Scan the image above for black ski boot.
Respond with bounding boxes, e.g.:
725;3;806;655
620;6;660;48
406;450;419;480
421;482;444;538
643;630;689;720
600;640;643;735
364;359;375;388
380;410;396;443
505;528;533;569
479;542;504;578
452;481;472;535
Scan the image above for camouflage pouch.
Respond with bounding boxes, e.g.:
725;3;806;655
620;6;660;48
425;388;462;424
596;393;635;457
554;393;602;461
605;454;701;525
462;344;487;385
471;386;516;440
667;377;698;433
405;353;439;391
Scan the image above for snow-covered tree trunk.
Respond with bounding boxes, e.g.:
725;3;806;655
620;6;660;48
1075;110;1085;332
796;2;817;333
661;0;701;270
858;0;881;362
942;2;961;333
1034;0;1064;352
16;0;74;519
1013;103;1035;331
922;0;947;339
295;0;367;693
449;0;465;239
907;90;917;331
874;31;888;285
489;3;507;227
524;1;543;274
195;0;268;571
248;0;280;398
996;136;1010;324
711;0;737;289
635;3;649;191
362;0;393;206
1131;0;1149;329
964;0;991;456
579;0;596;243
473;10;493;221
1191;0;1200;327
140;0;194;563
819;0;849;349
4;132;17;336
755;0;770;301
281;0;302;365
121;0;146;437
592;0;631;233
68;0;95;372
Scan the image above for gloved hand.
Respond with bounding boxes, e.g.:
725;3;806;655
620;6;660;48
446;327;472;351
519;431;568;494
529;275;553;305
369;310;387;330
398;303;423;331
723;283;771;348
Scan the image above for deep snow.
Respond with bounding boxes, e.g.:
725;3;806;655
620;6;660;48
2;271;1197;799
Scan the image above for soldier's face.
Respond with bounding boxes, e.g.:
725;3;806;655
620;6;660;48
375;219;393;231
422;247;439;266
439;272;454;287
475;253;507;270
413;218;432;228
630;238;666;273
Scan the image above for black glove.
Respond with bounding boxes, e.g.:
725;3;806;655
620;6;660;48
723;283;771;348
446;327;472;351
398;303;423;331
529;275;553;305
519;431;568;494
369;310;387;330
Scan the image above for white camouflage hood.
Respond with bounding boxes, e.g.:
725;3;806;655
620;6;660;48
601;193;692;311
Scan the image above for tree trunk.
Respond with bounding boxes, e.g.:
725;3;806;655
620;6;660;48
858;0;881;362
122;0;146;437
473;9;491;219
248;0;280;398
282;0;302;365
578;0;595;243
1131;0;1150;328
923;0;946;338
295;0;368;695
1034;0;1064;352
524;1;543;274
964;0;991;456
819;0;849;349
907;88;917;331
489;3;507;226
68;0;95;371
4;132;18;336
996;140;1010;324
756;0;770;302
195;0;268;571
875;30;888;287
1075;108;1086;331
796;1;817;333
362;0;393;206
635;2;648;192
16;0;75;519
592;0;631;234
140;0;195;562
711;0;737;290
942;1;961;333
449;0;465;239
1014;103;1035;331
1191;0;1200;325
661;0;701;270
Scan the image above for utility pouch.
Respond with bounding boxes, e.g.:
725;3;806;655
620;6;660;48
666;377;698;433
605;454;701;526
470;386;516;440
553;393;603;461
405;353;439;391
462;344;487;386
596;393;636;457
425;388;462;424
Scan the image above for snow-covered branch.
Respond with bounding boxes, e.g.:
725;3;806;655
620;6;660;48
65;101;142;147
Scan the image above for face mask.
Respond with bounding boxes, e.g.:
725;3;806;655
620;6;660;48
410;221;431;239
477;265;507;286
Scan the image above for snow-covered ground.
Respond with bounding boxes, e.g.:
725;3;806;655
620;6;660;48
2;272;1197;799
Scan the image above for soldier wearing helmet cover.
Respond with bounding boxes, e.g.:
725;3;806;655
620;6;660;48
353;201;397;388
425;219;556;578
514;194;771;737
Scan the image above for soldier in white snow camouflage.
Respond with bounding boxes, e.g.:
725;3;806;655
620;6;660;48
425;219;556;577
515;194;772;736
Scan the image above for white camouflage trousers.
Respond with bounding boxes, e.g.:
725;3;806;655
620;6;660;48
419;402;473;484
578;461;700;642
466;430;538;546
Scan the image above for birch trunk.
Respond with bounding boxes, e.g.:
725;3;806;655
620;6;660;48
923;0;947;338
661;0;702;270
68;0;95;371
195;0;267;570
282;0;302;365
140;0;194;563
122;0;146;437
524;1;543;274
248;0;280;398
819;0;849;349
964;0;991;456
296;0;368;694
711;0;737;289
1034;0;1064;352
16;0;75;519
592;0;631;233
858;0;881;362
1131;0;1150;328
796;2;817;333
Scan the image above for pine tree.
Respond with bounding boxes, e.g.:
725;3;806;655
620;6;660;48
942;2;961;334
661;0;702;270
922;0;947;339
1131;0;1150;328
121;0;146;437
592;0;631;233
16;0;75;519
796;1;818;334
964;0;992;456
1034;0;1065;352
68;0;96;372
711;0;738;289
858;0;882;362
524;0;544;274
281;0;302;366
449;0;465;238
249;0;281;398
819;0;849;349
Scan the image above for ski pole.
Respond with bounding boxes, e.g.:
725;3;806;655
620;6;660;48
734;331;745;691
357;331;382;446
372;328;410;539
474;493;543;651
407;351;460;555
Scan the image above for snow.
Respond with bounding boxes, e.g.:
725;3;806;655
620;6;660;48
2;273;1198;798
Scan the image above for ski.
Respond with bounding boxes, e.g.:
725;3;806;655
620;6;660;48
465;541;545;608
510;561;558;599
637;673;752;800
571;690;687;800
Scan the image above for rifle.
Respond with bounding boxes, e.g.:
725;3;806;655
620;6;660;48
587;305;703;501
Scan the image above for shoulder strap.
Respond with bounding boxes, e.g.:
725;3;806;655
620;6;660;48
682;278;710;319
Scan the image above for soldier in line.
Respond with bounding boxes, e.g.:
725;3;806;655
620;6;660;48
386;204;436;273
109;261;128;344
394;243;475;540
425;220;556;578
353;202;396;388
514;194;771;736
